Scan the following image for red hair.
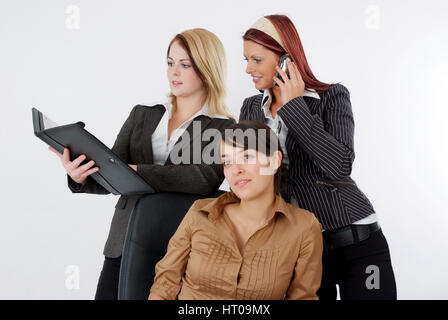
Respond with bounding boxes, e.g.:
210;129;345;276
243;14;333;94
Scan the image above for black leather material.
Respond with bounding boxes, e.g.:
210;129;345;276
32;108;155;196
118;190;226;300
322;222;381;250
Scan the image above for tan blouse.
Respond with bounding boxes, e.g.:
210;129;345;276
150;192;323;300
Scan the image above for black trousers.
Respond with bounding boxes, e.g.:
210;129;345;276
317;227;397;300
94;256;122;300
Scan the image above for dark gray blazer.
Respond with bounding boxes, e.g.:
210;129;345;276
68;104;235;257
239;84;375;230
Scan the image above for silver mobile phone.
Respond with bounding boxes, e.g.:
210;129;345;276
274;55;292;86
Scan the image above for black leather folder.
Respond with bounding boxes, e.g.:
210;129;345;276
32;107;155;195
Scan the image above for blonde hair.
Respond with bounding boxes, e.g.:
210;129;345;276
167;28;233;118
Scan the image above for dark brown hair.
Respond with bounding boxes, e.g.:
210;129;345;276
220;120;288;195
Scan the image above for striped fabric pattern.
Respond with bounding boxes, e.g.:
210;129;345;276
239;84;375;230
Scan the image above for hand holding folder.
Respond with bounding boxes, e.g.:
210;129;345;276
48;146;99;185
33;108;155;195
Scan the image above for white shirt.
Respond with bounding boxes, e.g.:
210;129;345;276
260;89;378;226
149;100;229;165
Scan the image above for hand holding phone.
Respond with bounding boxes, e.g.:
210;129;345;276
273;56;306;105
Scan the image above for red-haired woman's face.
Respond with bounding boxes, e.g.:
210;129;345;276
243;40;279;91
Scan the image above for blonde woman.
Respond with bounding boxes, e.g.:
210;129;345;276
49;28;235;299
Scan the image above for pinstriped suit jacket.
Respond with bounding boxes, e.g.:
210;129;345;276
239;84;375;230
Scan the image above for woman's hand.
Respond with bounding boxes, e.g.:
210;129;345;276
273;58;305;106
129;164;137;171
49;146;99;185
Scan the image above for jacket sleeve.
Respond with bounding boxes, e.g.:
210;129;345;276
285;215;323;300
136;118;235;195
149;208;194;299
238;96;254;121
277;84;355;180
136;163;224;195
67;105;137;194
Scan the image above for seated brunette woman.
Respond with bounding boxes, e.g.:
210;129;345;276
148;120;323;300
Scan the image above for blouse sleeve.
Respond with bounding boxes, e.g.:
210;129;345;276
285;215;323;300
149;208;194;300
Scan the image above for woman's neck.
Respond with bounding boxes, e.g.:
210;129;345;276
174;91;206;119
269;86;283;117
271;86;282;103
236;188;276;225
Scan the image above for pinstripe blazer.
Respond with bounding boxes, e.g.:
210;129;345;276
68;104;235;257
239;84;375;230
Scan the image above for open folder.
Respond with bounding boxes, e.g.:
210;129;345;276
32;107;155;195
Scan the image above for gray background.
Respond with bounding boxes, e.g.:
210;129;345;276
0;0;447;299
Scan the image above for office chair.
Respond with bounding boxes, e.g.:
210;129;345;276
118;190;225;300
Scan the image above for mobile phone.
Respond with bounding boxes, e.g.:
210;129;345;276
274;55;292;86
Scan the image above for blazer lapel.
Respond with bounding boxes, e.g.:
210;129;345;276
252;95;266;122
142;105;165;164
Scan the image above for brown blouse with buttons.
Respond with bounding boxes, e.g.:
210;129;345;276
150;191;323;300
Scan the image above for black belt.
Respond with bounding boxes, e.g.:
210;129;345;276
322;222;381;251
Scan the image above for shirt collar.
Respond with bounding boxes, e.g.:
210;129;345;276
188;103;229;120
261;90;274;118
199;191;294;223
152;99;230;120
261;88;320;116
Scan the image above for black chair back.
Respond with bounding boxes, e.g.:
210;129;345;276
118;190;225;300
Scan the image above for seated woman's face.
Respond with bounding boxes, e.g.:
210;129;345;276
167;41;204;99
220;140;280;201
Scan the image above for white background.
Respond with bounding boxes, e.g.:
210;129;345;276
0;0;447;299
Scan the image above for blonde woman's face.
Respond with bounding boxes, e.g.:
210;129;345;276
167;41;204;99
243;40;279;91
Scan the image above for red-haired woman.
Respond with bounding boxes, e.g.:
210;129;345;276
239;14;397;300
